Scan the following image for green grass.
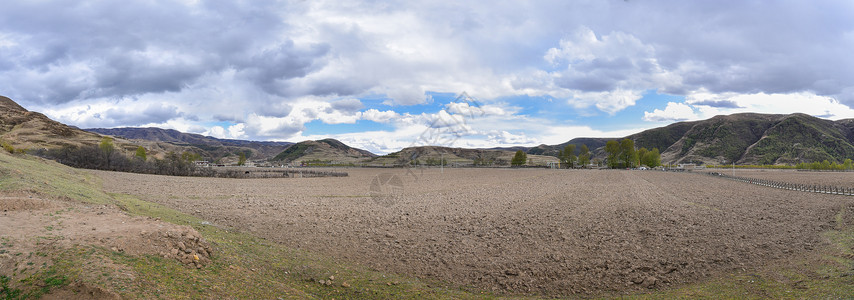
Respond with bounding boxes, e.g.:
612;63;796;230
1;275;23;300
0;151;112;204
5;248;88;299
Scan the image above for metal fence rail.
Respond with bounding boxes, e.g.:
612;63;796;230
706;172;854;196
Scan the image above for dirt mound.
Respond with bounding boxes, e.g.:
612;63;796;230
56;209;214;269
0;192;57;211
0;191;215;296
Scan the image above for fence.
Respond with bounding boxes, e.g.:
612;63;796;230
706;172;854;196
215;168;348;178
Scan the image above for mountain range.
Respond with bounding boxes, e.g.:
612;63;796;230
87;127;293;161
4;95;854;166
614;113;853;165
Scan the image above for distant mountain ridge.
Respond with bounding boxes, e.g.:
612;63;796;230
531;113;854;165
271;138;376;164
87;127;293;160
633;113;854;165
370;145;559;167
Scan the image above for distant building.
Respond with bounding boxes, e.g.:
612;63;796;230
676;163;704;170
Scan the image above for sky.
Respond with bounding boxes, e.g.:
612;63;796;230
1;1;853;154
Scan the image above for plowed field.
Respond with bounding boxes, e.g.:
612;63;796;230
95;168;852;296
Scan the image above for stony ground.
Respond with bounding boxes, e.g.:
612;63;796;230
95;168;852;297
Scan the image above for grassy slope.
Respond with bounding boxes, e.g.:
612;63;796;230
1;151;852;299
746;115;854;164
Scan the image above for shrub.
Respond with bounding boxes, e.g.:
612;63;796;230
1;140;14;154
511;150;527;167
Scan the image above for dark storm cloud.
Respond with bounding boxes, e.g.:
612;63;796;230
330;98;364;112
0;0;327;105
260;103;295;118
213;114;242;122
689;100;744;108
555;57;638;92
236;41;331;96
624;1;854;101
104;103;183;126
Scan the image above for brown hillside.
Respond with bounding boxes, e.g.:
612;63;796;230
0;95;105;150
271;139;377;165
371;146;558;167
0;96;200;159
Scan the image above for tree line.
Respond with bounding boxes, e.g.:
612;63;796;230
795;159;854;171
510;139;662;169
32;137;219;177
557;144;591;168
556;139;661;169
604;139;661;169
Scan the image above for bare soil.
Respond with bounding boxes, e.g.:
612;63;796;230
0;191;213;298
94;168;852;296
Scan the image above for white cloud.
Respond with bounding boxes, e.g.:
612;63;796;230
516;27;675;115
359;109;399;123
204;123;247;139
227;123;246;139
204;126;227;138
643;102;698;122
487;130;537;145
292;100;650;154
445;102;513;117
244;113;304;139
644;90;854;124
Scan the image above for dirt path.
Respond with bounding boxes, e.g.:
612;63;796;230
94;168;851;296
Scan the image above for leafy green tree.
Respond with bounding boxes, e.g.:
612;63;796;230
561;144;576;168
619;139;638;168
637;147;648;167
135;146;147;161
181;151;201;163
511;150;527;167
642;148;661;167
844;158;853;170
577;144;590;167
99;137;115;167
99;137;114;154
605;140;620;168
238;152;247;166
